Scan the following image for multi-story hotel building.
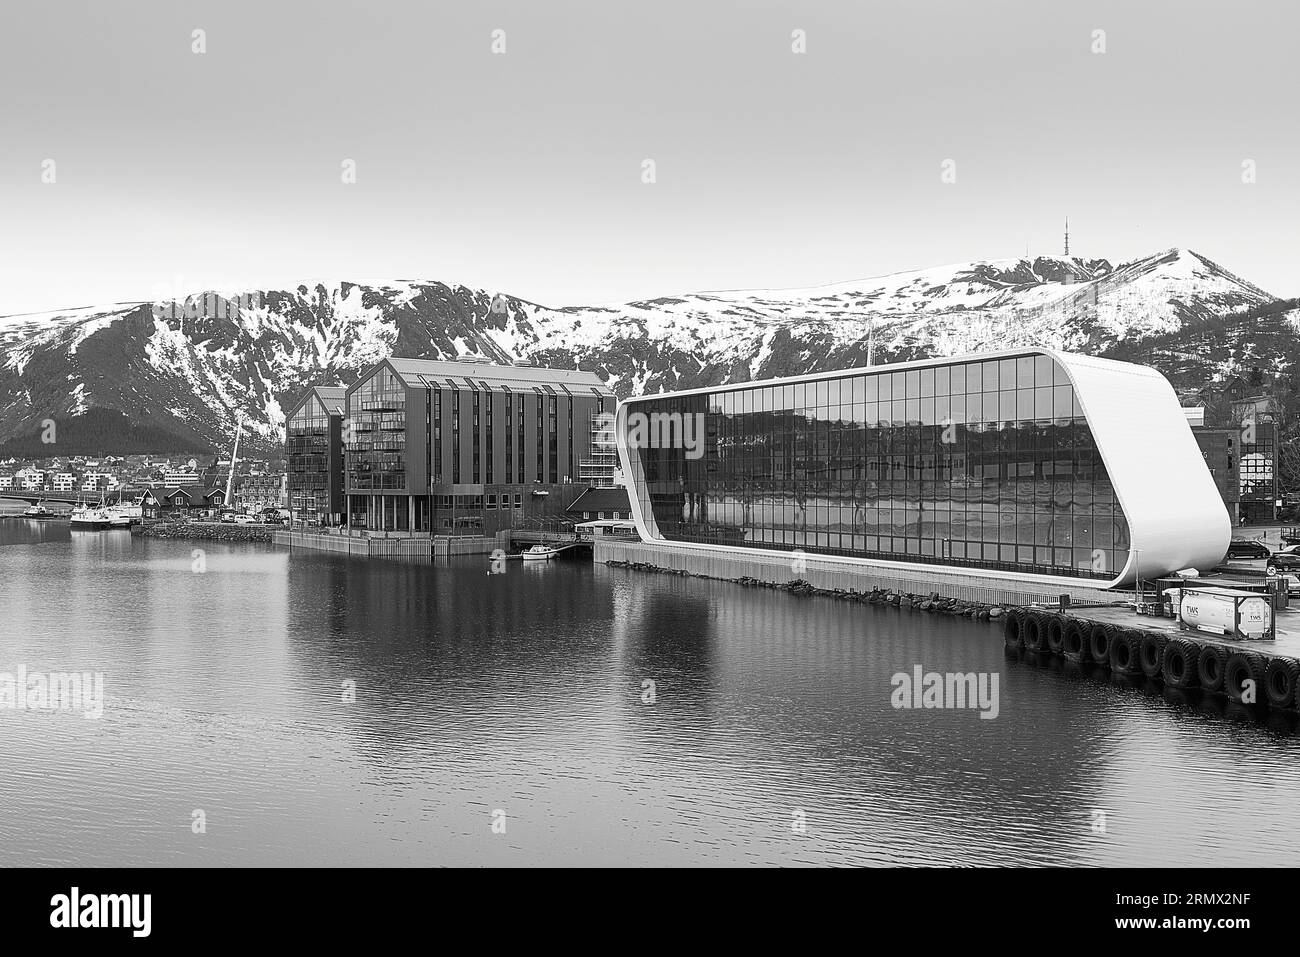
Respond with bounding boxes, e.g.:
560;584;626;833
285;385;347;525
344;358;614;534
616;349;1230;588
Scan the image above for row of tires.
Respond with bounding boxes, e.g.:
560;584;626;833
1003;609;1300;709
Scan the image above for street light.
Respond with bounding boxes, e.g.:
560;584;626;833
1132;545;1142;608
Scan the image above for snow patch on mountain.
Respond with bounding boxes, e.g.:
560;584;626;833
0;247;1283;453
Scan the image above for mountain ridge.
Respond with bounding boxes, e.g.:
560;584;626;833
0;247;1292;456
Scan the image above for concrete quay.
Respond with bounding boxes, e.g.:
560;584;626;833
592;538;1122;608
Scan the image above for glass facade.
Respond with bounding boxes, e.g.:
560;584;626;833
346;366;407;493
625;353;1131;580
286;392;342;524
1239;420;1276;523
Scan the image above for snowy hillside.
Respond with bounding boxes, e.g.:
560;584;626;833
0;247;1285;454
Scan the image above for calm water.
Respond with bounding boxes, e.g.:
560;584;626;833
2;501;1299;867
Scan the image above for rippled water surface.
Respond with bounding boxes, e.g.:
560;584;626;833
2;506;1298;866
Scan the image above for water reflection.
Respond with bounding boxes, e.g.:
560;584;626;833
1;527;1299;866
0;516;72;546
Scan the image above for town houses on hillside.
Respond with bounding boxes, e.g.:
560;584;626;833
0;450;286;511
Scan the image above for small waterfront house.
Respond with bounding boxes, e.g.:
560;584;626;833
565;486;632;522
140;485;227;519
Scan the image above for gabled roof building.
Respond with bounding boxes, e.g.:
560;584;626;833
286;385;347;525
343;358;615;534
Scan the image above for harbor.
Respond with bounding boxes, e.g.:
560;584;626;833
1;495;142;530
5;0;1300;908
5;517;1300;867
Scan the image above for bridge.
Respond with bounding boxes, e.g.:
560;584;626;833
2;493;83;506
509;529;592;548
1;492;137;507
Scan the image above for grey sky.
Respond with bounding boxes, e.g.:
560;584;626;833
1;0;1295;314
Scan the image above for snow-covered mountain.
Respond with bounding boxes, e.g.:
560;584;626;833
0;247;1292;454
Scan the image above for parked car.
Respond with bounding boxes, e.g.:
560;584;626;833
232;513;257;525
1266;553;1300;576
1226;539;1271;560
219;511;237;524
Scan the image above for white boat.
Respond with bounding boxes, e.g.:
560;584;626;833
22;501;59;519
106;500;142;526
70;503;130;531
521;544;560;561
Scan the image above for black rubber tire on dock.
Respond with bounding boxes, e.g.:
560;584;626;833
1162;638;1199;690
1087;623;1112;665
1109;630;1142;675
1264;657;1300;710
1062;620;1088;661
1045;616;1066;655
1224;652;1267;705
1139;633;1168;680
1023;613;1047;652
1003;610;1024;650
1197;644;1228;694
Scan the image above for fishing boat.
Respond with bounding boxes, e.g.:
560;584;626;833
70;505;117;531
22;501;59;519
70;497;131;531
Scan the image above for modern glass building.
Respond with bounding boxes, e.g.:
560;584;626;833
344;358;615;534
1239;420;1277;524
285;385;346;525
616;349;1230;588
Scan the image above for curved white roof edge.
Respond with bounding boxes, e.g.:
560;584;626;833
615;349;1231;589
1050;350;1230;585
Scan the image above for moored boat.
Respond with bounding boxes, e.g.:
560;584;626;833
22;501;59;519
70;505;128;531
106;500;142;526
521;544;560;561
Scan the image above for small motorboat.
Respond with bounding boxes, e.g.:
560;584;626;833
22;501;59;519
520;544;560;561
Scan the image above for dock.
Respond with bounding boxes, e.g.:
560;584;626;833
1004;599;1300;712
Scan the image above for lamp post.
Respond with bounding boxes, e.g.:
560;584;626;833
1132;545;1142;608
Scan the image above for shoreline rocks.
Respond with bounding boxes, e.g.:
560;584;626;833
604;561;1003;620
137;522;275;543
